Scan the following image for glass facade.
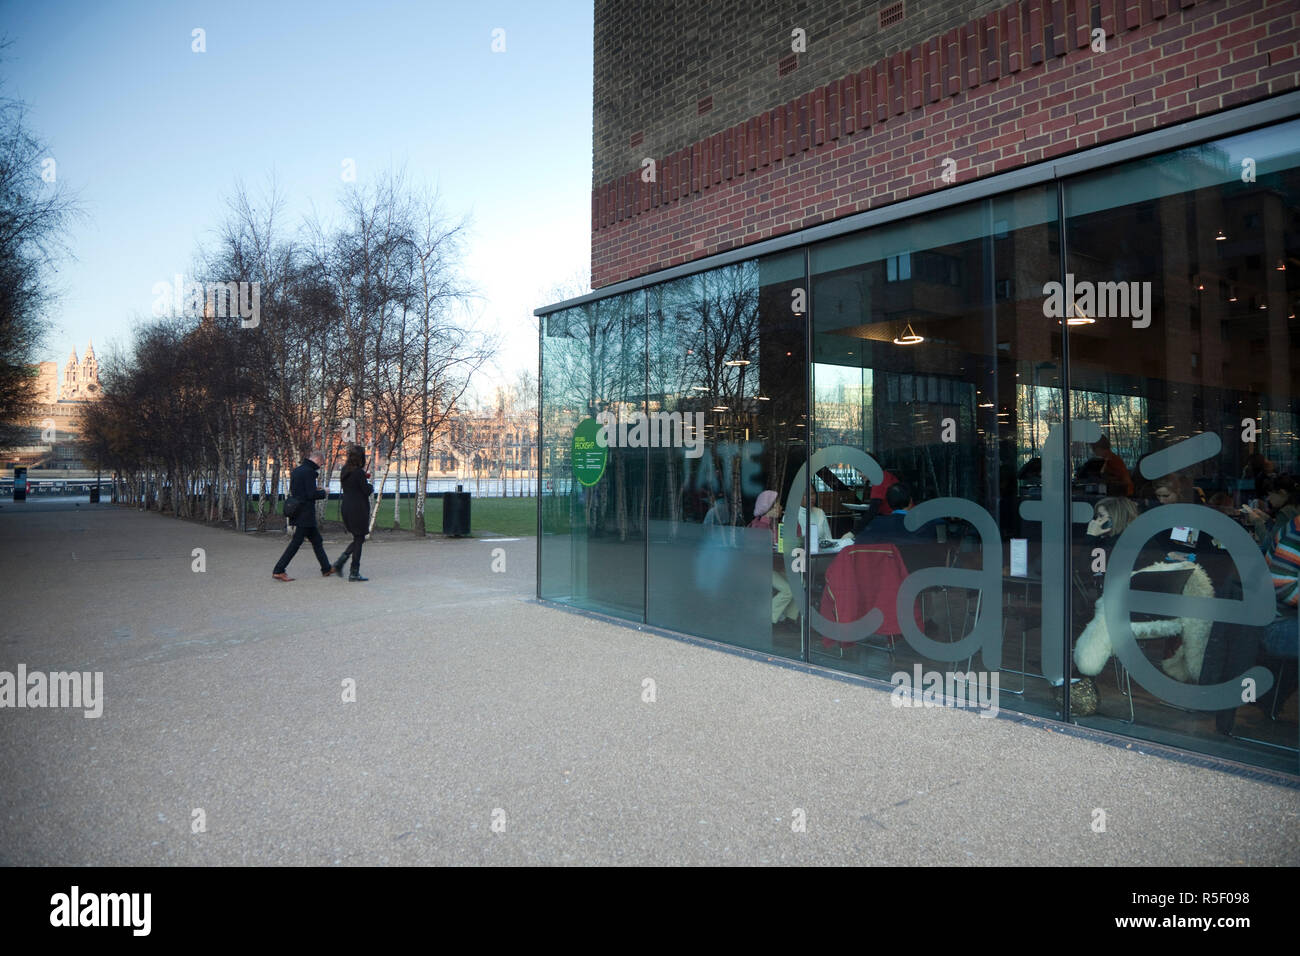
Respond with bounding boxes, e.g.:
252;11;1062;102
539;116;1300;774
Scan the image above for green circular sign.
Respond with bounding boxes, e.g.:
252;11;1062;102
572;417;608;487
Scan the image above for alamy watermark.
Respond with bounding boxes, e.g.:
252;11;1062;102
1042;273;1151;329
595;409;705;459
151;274;261;327
890;665;999;718
50;886;150;936
0;664;103;718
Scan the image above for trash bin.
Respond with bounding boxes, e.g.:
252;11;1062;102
89;487;100;503
442;487;471;537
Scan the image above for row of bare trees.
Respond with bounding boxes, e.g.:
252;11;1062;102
0;56;80;450
79;169;494;534
541;261;799;541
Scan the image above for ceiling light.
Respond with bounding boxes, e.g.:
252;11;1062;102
1277;259;1287;271
1228;285;1238;302
757;395;771;401
712;406;729;412
1061;302;1095;326
892;322;924;345
1215;229;1227;241
690;385;709;391
724;359;751;366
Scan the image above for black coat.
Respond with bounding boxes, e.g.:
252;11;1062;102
288;458;327;527
340;466;373;536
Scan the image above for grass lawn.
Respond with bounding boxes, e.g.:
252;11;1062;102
315;495;538;537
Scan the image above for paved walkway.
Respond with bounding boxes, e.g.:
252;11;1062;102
0;498;1296;865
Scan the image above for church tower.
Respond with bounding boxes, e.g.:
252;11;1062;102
58;342;101;400
61;348;79;400
82;340;98;397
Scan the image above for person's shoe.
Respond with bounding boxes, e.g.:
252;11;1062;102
348;572;369;582
331;556;347;577
321;566;335;577
272;572;294;582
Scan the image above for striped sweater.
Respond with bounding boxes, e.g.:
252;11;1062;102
1266;514;1300;609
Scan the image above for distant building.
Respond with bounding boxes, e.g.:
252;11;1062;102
32;362;58;404
6;342;103;469
60;341;100;401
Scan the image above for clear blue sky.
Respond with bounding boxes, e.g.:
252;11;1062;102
2;0;593;396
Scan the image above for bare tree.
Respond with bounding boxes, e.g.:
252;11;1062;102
0;64;82;450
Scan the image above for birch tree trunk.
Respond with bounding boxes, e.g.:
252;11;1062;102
368;458;392;535
256;451;270;532
414;430;429;536
392;449;402;529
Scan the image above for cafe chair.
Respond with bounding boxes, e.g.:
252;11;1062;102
817;543;920;660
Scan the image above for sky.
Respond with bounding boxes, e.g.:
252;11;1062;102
2;0;593;400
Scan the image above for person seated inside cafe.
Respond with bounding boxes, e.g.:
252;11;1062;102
866;466;902;517
798;491;853;548
854;482;941;547
853;482;948;576
1089;433;1134;497
749;489;799;626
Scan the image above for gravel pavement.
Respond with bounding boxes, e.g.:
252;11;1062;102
1;498;1296;865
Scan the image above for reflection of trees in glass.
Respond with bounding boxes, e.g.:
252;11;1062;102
1261;409;1299;473
1014;383;1146;471
542;293;645;539
813;364;871;449
1069;389;1146;469
648;261;762;540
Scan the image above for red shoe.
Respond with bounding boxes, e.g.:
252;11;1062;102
272;572;294;582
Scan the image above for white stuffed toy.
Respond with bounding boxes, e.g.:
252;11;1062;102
1073;560;1215;683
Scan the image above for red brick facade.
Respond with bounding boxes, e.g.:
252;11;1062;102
592;0;1300;288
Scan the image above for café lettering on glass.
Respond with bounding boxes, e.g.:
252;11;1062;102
781;423;1275;711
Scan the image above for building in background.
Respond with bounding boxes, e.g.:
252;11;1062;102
6;342;103;470
60;342;99;401
32;362;59;404
537;0;1300;773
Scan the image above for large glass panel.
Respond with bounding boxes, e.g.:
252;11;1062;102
1064;119;1300;772
645;253;809;656
540;291;647;621
809;186;1065;721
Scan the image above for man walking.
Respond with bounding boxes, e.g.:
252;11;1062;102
272;449;335;582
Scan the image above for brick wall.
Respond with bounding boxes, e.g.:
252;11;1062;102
591;0;1300;289
593;0;1009;185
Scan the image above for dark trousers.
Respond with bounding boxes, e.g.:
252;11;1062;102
338;532;365;574
274;525;330;574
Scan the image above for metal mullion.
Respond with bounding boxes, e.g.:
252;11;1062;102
1056;179;1073;722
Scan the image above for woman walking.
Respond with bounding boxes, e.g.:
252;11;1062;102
331;444;373;582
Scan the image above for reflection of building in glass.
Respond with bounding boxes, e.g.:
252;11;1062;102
536;1;1300;774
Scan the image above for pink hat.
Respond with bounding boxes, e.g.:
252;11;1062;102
754;490;778;520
